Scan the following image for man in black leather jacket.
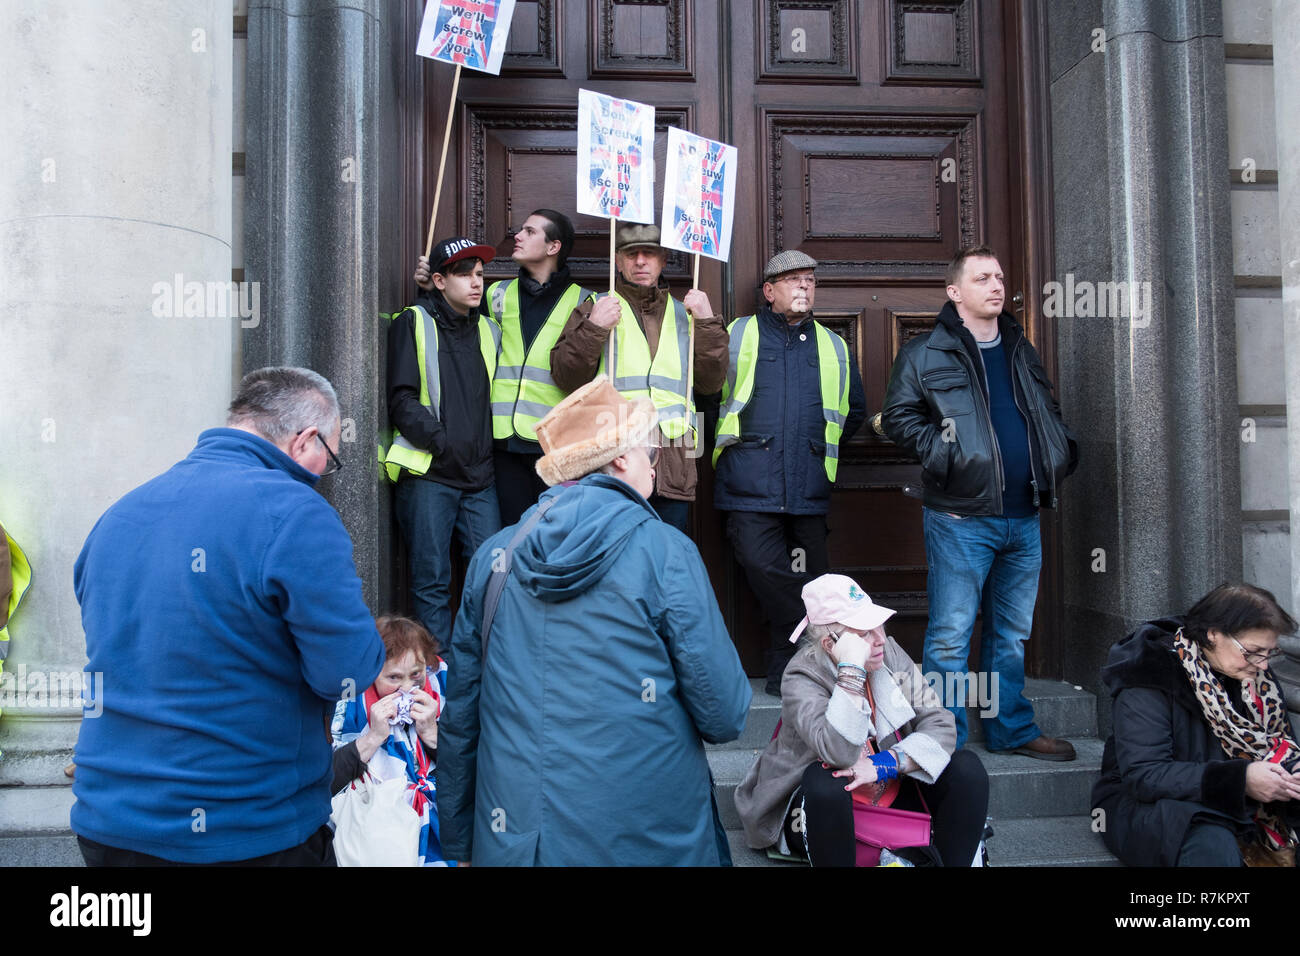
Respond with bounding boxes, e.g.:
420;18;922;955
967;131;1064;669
882;245;1078;759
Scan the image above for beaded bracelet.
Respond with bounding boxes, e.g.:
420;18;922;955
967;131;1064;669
835;675;866;695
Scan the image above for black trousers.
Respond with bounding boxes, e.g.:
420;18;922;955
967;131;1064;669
783;750;990;867
649;495;690;534
725;511;829;683
493;449;548;527
77;824;337;867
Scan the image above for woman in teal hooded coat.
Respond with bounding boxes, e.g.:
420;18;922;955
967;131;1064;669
436;380;752;866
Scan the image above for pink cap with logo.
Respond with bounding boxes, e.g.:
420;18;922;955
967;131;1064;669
788;573;897;643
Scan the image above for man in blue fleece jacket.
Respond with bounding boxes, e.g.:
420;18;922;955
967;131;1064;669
72;367;386;865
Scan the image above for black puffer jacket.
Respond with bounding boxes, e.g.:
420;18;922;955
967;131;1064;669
880;302;1076;514
1091;618;1256;867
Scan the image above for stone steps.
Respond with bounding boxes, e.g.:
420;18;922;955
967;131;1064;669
0;783;73;833
0;783;79;866
0;830;82;866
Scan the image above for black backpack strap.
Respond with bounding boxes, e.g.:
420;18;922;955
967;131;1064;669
480;495;559;658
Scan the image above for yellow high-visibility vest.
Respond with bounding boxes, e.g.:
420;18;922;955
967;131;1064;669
0;521;30;660
596;293;694;443
383;305;501;483
485;279;591;442
714;314;850;480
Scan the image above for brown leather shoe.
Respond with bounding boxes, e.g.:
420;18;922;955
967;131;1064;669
994;735;1076;761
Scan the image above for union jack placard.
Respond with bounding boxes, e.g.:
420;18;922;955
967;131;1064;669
416;0;517;75
576;89;656;223
660;127;737;262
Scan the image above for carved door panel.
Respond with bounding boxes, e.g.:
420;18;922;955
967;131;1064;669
421;0;1059;677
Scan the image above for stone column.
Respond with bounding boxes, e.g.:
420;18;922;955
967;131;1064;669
1272;0;1300;729
1050;0;1242;730
0;1;233;856
244;0;415;612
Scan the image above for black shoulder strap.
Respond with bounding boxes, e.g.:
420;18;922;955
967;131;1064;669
480;495;559;658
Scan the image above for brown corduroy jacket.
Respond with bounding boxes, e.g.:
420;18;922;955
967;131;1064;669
550;277;729;501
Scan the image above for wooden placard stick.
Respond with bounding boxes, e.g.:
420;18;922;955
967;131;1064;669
686;252;699;415
607;216;617;373
608;216;617;292
423;63;463;259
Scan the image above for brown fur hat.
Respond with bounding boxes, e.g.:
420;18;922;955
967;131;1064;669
534;377;658;486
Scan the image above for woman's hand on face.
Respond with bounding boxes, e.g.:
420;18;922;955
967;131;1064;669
830;633;871;669
828;755;878;791
366;692;400;742
1244;760;1300;802
409;687;439;748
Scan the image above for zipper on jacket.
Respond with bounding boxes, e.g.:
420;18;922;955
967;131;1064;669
959;345;1003;514
1010;335;1051;508
1009;335;1043;506
780;320;795;511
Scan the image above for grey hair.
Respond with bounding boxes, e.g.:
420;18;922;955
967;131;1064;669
800;620;837;651
226;366;340;443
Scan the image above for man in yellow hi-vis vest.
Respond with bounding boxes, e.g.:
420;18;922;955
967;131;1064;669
550;223;729;534
387;237;503;645
484;209;593;525
713;250;866;696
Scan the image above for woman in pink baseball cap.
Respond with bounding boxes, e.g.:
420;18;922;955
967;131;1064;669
734;573;989;866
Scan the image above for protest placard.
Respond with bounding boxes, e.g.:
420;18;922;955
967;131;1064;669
576;89;656;223
416;0;518;255
660;127;737;262
417;0;517;75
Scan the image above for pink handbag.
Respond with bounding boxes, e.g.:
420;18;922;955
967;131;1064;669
772;717;936;866
851;801;932;867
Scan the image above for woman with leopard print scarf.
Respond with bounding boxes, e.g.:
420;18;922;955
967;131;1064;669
1092;583;1300;866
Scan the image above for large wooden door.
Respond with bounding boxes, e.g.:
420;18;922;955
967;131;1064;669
421;0;1060;677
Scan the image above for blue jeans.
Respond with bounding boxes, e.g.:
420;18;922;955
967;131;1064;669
921;508;1042;751
394;478;501;646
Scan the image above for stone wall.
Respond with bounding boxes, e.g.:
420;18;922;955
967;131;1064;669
1049;0;1244;733
0;0;235;837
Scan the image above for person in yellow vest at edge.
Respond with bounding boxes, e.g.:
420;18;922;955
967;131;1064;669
387;237;503;646
482;209;594;526
713;250;866;697
550;223;728;534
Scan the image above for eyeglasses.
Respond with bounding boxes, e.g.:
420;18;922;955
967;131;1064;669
1230;636;1284;666
774;273;817;287
645;445;660;467
298;429;343;477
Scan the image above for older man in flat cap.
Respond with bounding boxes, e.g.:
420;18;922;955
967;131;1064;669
550;223;728;534
714;250;867;697
437;378;750;866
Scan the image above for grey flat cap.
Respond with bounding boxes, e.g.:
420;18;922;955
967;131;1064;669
616;222;663;251
763;249;818;280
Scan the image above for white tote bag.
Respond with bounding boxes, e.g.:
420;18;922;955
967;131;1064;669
330;773;422;867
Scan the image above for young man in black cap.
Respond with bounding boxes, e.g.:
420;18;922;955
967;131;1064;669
385;237;502;645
